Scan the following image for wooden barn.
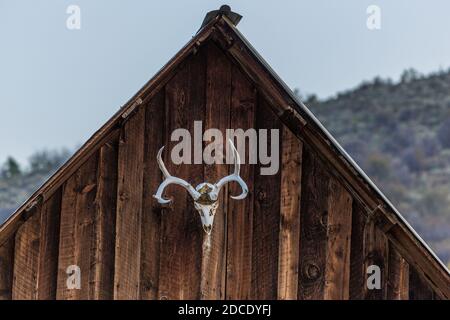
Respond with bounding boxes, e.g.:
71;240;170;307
0;7;449;300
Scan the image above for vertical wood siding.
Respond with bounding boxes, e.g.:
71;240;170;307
157;49;206;300
277;126;302;300
57;153;100;299
409;266;435;300
349;201;366;299
200;42;231;299
0;41;442;300
114;107;145;299
140;90;165;300
36;190;62;299
226;65;256;299
0;238;14;300
387;246;409;300
324;179;352;299
12;208;41;300
250;96;282;299
93;138;118;299
298;147;330;299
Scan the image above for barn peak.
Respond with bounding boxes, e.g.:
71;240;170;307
0;5;449;300
200;5;242;30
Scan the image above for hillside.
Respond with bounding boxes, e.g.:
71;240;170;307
1;69;450;266
307;69;450;266
0;150;70;222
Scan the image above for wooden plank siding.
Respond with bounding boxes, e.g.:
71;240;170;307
200;42;231;299
225;65;256;300
92;137;119;299
11;193;62;300
0;237;14;300
363;220;389;299
114;107;145;299
140;90;165;300
277;126;302;300
12;207;41;300
250;97;282;299
1;30;448;300
298;146;330;300
36;190;62;299
349;201;366;299
387;246;409;300
409;266;435;300
55;135;118;300
297;146;353;300
156;49;206;300
56;153;100;299
324;179;353;300
6;192;62;300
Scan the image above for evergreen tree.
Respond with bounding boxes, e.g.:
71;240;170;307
1;157;22;179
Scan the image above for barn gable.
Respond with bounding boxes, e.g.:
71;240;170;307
0;9;449;300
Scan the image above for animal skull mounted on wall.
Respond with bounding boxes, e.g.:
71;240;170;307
153;139;248;234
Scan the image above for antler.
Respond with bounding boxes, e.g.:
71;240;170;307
153;147;200;204
213;139;249;200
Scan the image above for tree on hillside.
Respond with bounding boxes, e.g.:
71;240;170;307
28;149;70;174
1;157;22;179
402;147;427;173
437;118;450;148
365;153;391;181
400;68;421;83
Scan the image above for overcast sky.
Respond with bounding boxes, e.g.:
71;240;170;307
2;0;450;165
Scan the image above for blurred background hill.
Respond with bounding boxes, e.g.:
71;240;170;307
1;68;450;266
0;149;70;222
305;68;450;266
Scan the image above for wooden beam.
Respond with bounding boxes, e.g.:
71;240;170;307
277;126;302;300
36;190;62;300
251;96;282;299
12;207;40;300
226;65;256;299
114;106;145;300
298;147;330;300
157;49;206;300
56;153;99;300
214;22;291;118
92;137;119;299
364;219;389;299
349;201;367;300
0;238;14;300
409;266;434;300
200;42;231;299
324;179;352;300
386;225;449;299
387;246;409;300
140;90;165;300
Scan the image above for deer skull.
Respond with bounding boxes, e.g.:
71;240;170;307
153;139;248;234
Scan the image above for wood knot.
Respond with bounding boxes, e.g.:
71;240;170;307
239;100;254;110
257;190;266;202
141;279;155;292
119;192;129;201
303;262;321;281
320;210;328;227
327;224;341;235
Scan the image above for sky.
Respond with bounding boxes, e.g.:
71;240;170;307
1;0;450;165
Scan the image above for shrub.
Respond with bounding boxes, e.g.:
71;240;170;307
437;118;450;148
